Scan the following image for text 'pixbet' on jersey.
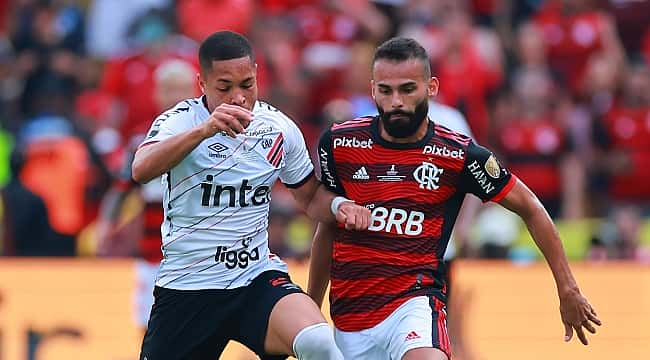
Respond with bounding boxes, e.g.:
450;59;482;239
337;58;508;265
333;136;373;149
199;176;271;207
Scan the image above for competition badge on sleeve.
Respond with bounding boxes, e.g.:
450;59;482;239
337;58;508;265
485;155;501;178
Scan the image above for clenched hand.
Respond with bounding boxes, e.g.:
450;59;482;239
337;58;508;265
336;202;371;231
202;104;253;138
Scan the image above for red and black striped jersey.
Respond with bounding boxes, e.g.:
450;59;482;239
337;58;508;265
318;116;517;331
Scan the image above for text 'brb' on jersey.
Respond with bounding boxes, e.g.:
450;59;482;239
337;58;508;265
141;97;314;290
318;116;516;331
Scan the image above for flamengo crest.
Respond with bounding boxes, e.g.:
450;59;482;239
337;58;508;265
413;162;444;190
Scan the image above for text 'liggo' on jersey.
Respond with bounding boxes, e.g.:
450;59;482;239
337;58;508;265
318;116;517;331
141;97;314;290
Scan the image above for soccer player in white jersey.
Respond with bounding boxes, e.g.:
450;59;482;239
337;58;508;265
132;31;369;360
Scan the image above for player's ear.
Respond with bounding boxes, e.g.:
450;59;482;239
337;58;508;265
428;77;439;97
198;72;206;94
371;80;376;100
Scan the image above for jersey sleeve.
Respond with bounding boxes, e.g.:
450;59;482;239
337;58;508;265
140;104;193;147
279;116;315;187
115;150;138;189
458;141;516;202
316;128;346;196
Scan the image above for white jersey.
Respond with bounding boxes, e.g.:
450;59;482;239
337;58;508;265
141;97;314;290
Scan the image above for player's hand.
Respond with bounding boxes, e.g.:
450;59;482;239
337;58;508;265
336;202;370;230
202;104;253;138
559;290;602;345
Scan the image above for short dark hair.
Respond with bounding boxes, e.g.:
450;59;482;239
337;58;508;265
372;37;431;78
198;31;255;73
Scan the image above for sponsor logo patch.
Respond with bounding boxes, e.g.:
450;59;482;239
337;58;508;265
319;148;336;187
333;136;373;149
353;166;370;180
208;142;228;158
405;331;421;341
468;160;496;194
422;144;465;159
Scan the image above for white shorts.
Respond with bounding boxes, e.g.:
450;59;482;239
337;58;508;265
134;260;159;328
334;296;450;360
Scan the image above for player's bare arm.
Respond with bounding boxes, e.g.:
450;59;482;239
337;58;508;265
307;222;335;307
287;176;370;230
498;178;602;345
131;105;252;183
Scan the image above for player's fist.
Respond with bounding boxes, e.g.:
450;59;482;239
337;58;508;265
201;104;253;138
336;201;371;231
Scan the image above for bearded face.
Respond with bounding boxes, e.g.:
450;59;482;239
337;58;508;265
377;97;429;138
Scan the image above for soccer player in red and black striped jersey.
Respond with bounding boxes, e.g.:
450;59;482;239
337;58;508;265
308;37;601;360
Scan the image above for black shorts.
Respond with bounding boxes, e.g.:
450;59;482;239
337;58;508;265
139;270;304;360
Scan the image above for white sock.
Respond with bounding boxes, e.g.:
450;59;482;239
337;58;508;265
292;323;343;360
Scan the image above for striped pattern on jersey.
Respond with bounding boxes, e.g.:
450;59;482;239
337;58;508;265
328;118;470;331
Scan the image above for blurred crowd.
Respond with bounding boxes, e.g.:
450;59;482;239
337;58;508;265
0;0;649;262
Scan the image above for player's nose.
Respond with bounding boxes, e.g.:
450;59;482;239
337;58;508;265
231;93;247;107
390;93;404;108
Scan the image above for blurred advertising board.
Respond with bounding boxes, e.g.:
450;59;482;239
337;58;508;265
0;259;647;359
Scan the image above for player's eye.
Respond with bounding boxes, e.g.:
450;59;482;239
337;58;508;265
401;86;416;94
379;88;391;95
241;83;253;89
217;87;230;92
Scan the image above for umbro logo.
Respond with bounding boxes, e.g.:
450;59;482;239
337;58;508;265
352;166;370;180
208;143;228;159
208;143;228;152
405;331;421;341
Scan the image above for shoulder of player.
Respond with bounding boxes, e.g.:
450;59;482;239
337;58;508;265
251;100;298;132
330;116;375;133
252;100;292;121
431;123;472;147
155;98;201;121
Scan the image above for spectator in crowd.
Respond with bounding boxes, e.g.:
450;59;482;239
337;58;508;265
591;63;650;211
99;9;197;161
588;206;650;263
16;73;94;255
176;0;254;43
494;68;585;219
1;147;56;256
85;0;172;58
423;3;503;142
531;0;625;97
601;0;650;58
